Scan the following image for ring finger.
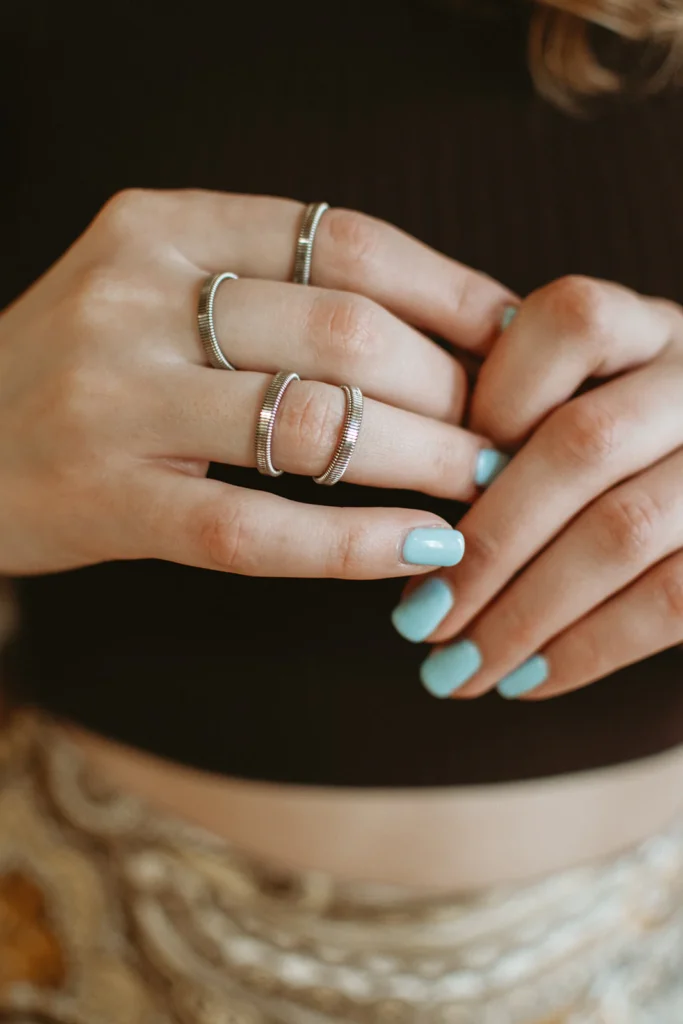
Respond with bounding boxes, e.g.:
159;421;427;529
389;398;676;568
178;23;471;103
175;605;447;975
163;367;489;502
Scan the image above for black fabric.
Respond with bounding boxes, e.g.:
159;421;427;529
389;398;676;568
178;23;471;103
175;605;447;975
2;0;683;786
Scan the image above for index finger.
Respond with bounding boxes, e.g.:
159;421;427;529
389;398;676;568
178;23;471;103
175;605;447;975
469;277;676;447
124;189;516;355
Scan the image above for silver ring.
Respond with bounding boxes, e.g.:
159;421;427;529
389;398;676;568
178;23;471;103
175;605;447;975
197;272;239;370
314;385;364;487
293;202;329;285
255;370;301;477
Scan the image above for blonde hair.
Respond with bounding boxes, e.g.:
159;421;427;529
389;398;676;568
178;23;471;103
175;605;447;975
530;1;683;107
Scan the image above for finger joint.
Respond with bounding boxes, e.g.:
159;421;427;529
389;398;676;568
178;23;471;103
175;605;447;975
592;490;661;564
548;398;620;470
305;292;378;369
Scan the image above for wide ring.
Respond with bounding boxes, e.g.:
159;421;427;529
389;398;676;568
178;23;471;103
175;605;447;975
255;371;301;477
197;272;239;370
293;202;329;285
313;385;364;487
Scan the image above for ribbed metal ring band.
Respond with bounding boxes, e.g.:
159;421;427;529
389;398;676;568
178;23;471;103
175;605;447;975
197;272;239;370
293;202;329;285
314;384;364;486
255;371;301;477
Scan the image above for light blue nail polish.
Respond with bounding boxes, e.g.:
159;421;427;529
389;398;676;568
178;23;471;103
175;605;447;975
403;529;465;568
391;577;454;643
501;305;518;330
497;655;549;699
475;449;510;488
420;639;482;698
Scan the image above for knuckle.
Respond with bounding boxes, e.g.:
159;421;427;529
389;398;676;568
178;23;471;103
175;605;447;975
548;399;620;469
95;188;161;244
67;263;165;340
329;520;371;577
592;491;661;563
451;270;497;326
431;437;464;497
307;292;377;366
461;524;501;573
323;208;381;276
538;275;610;337
657;562;683;619
68;265;123;333
200;500;254;574
496;606;537;651
279;381;341;457
41;363;118;468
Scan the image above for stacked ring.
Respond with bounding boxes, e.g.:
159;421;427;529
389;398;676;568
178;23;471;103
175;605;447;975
255;371;301;477
254;374;364;486
313;384;364;486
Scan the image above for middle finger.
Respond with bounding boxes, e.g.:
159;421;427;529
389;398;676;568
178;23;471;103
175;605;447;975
187;277;469;423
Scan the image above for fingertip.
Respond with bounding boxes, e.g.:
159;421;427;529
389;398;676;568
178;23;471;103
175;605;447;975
475;448;510;488
497;655;549;699
402;527;465;568
500;304;519;331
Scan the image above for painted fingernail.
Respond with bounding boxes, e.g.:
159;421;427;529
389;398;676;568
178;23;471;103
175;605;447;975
403;529;465;568
420;639;482;698
497;655;549;699
391;577;454;643
475;449;510;488
501;304;518;330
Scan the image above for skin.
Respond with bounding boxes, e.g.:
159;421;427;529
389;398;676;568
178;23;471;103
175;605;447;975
5;189;680;695
421;276;683;699
0;189;512;580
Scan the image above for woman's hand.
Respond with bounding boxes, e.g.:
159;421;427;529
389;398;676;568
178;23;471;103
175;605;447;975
389;276;683;697
0;189;513;579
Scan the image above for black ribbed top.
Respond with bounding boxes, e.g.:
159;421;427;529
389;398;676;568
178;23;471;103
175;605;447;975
3;0;683;786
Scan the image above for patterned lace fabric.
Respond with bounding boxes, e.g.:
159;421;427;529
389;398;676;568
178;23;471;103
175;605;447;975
1;712;683;1024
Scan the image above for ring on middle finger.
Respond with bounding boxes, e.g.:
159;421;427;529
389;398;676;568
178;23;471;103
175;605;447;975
197;271;240;370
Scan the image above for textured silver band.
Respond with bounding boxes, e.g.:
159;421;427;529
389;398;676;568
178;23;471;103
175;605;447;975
197;272;239;370
314;384;364;486
293;202;329;285
255;370;300;477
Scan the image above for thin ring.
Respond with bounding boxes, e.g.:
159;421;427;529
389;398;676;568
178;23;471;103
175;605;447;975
314;385;364;487
255;371;301;477
197;272;239;370
293;202;329;285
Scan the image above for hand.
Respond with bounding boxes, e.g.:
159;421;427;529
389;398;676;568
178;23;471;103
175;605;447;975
0;189;513;579
390;275;683;697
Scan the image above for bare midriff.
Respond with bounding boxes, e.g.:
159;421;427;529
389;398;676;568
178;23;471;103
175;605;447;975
67;722;683;891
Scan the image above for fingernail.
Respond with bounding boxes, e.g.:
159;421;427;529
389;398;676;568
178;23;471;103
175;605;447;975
497;655;549;699
391;577;454;643
501;305;518;330
420;639;482;698
403;529;465;568
475;449;510;488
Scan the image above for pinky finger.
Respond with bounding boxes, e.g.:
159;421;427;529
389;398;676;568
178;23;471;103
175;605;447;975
510;551;683;701
133;467;466;580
